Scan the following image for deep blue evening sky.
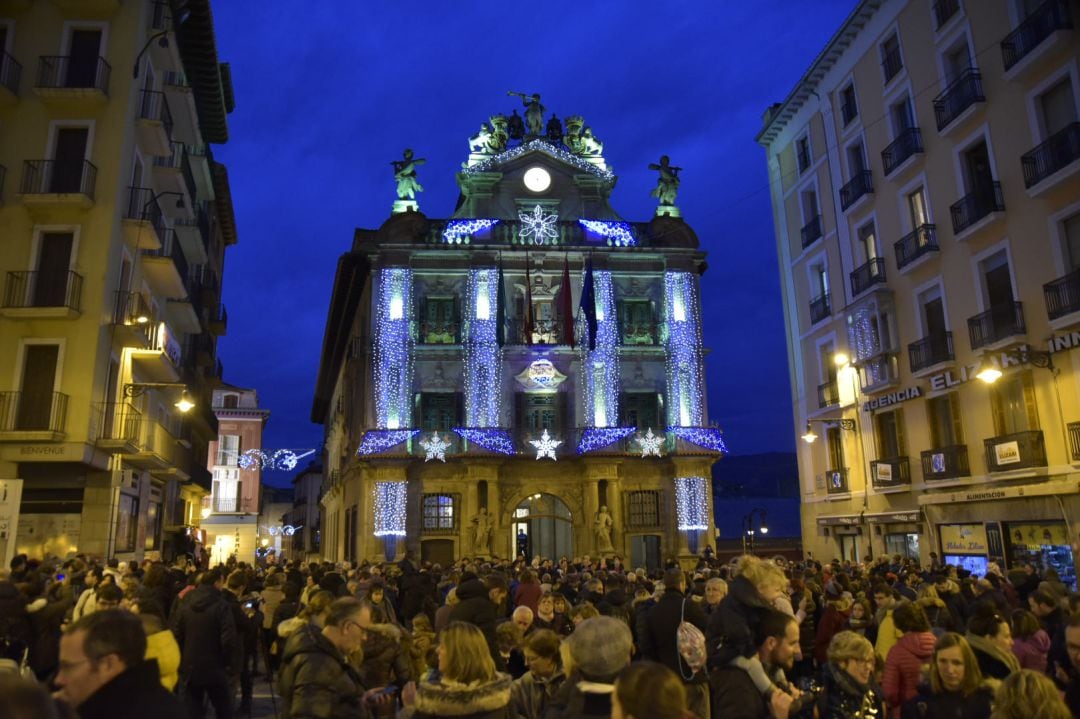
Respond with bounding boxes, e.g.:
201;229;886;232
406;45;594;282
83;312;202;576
210;2;856;480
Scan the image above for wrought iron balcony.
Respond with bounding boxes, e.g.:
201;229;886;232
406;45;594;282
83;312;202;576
894;224;938;269
871;456;910;489
850;258;886;297
139;90;173;132
921;444;970;480
839;170;873;211
1044;269;1080;320
35;55;110;93
858;352;899;391
800;215;823;249
93;402;142;447
909;332;953;372
825;468;849;494
881;127;923;175
142;232;189;290
950;181;1004;235
3;270;83;311
1001;0;1074;72
968;301;1025;350
984;430;1047;472
0;51;22;96
1021;122;1080;189
881;46;904;83
506;318;567;345
817;381;840;409
933;0;960;29
211;497;257;513
1069;421;1080;461
416;320;460;344
0;391;68;433
20;159;97;198
809;292;831;324
933;68;985;131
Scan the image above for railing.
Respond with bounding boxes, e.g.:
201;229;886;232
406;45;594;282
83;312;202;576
143;232;189;288
175;199;211;255
881;127;923;175
839;170;873;211
817;381;840;409
20;159;98;198
0;391;68;433
933;0;960;28
124;186;168;246
620;322;659;346
881;45;904;82
1001;0;1074;71
841;97;858;126
1021;122;1080;188
422;219;650;247
138;90;173;138
909;332;954;372
35;55;110;92
1044;269;1080;320
0;52;22;95
921;445;970;480
1069;422;1080;461
93;402;142;443
797;146;811;173
858;352;899;390
111;290;154;331
950;181;1004;234
211;497;257;513
800;215;823;249
894;224;938;269
933;68;984;130
416;321;460;344
984;430;1047;472
809;292;831;324
968;301;1025;350
850;258;886;296
505;318;567;345
825;468;849;494
871;456;910;488
3;270;83;311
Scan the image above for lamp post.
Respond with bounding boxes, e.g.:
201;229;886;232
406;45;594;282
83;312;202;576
741;507;768;554
132;4;192;78
124;382;195;413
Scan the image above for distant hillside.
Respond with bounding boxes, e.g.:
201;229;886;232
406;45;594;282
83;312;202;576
712;452;798;498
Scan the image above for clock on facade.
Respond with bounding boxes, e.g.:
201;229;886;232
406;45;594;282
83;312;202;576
523;166;551;193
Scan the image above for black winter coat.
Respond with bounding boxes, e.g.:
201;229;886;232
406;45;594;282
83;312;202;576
77;659;185;719
815;662;885;719
710;665;770;719
449;579;505;670
900;685;994;719
708;576;773;669
279;623;371;719
172;585;238;685
637;588;709;683
0;581;32;662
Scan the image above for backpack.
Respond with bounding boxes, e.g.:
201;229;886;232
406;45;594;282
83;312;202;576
676;598;707;679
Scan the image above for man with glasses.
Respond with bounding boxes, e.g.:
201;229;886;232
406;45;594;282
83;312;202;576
55;609;183;719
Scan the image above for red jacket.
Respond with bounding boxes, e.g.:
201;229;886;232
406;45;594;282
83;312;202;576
883;631;936;716
1013;630;1050;673
513;581;543;615
814;606;850;664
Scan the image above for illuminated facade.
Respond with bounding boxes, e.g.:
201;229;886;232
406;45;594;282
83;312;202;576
0;0;237;562
313;104;724;567
761;0;1080;582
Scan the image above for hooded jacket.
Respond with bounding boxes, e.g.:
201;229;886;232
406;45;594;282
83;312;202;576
357;622;412;689
449;579;504;670
883;631;937;714
404;672;514;719
278;623;370;719
172;584;238;685
1012;629;1050;673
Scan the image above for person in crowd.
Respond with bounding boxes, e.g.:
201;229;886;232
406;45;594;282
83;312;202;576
356;601;412;694
496;621;527;679
433;587;457;636
901;633;994;719
914;583;952;635
364;580;400;627
934;575;967;633
847;598;877;644
71;568;102;622
514;569;543;615
259;572;287;670
450;574;509;670
815;630;885;719
511;629;565;719
883;602;937;717
1029;589;1067;673
568;601;599;628
55;609;184;719
990;669;1071;719
1060;614;1080;715
612;661;692;719
532;591;570;636
0;673;73;719
967;579;1008;620
545;616;633;718
512;606;534;637
873;584;904;662
0;578;32;666
815;580;852;665
1010;609;1050;673
128;594;180;692
398;621;514;719
172;569;238;719
710;608;801;719
638;568;710;719
25;572;70;679
965;609;1019;680
406;613;436;680
703;577;727;616
223;570;260;715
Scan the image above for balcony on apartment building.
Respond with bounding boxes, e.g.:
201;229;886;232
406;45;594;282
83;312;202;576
909;332;954;373
839;170;873;212
18;159;97;209
1068;421;1080;461
857;351;901;393
894;224;939;270
826;468;849;495
882;127;924;177
817;380;840;409
800;215;823;249
110;290;158;348
1;270;83;318
1045;269;1080;321
125;418;185;473
809;292;831;325
1001;0;1074;76
210;497;257;514
0;391;69;441
870;456;910;489
984;430;1047;472
33;55;110;103
135;90;174;157
0;51;22;104
933;68;985;133
951;181;1004;236
142;231;189;299
850;257;887;297
933;0;960;29
173;199;211;264
921;444;971;481
1021;122;1080;194
93;402;142;454
122;187;169;251
968;301;1026;350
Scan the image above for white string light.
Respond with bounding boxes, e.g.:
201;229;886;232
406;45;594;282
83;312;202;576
373;482;407;536
674;476;709;531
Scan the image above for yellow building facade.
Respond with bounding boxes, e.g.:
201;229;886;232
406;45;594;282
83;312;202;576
0;0;237;562
761;0;1080;583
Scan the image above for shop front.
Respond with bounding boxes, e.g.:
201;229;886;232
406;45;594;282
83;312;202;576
866;511;923;560
816;514;866;563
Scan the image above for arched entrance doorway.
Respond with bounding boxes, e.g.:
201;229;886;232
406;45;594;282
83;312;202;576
512;493;572;562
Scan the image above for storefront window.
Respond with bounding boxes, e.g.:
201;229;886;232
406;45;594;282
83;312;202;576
115;493;138;553
885;532;920;559
1004;521;1077;590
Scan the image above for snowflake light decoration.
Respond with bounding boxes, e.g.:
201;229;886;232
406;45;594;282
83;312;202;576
420;432;451;462
637;428;664;457
237;448;316;471
530;428;562;461
519;204;558;245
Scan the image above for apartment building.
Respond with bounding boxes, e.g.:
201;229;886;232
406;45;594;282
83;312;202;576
0;0;237;561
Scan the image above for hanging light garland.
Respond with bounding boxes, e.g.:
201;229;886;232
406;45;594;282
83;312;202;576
581;270;620;428
356;429;420;456
669;426;729;453
442;218;500;245
464;268;502;427
452;427;516;455
577;426;636;454
664;271;704;428
674;476;709;531
373;268;414;430
373;482;407;537
462;138;614;181
578;219;636;247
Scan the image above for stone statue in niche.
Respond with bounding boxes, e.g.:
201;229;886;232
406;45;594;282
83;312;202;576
392;148;426;200
594;506;615;555
648;155;682;207
508;91;545;136
472;507;493;555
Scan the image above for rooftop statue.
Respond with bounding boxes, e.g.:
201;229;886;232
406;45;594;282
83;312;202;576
546;114;564;144
392;148;426;200
581;126;603;157
507;110;526;141
649;154;682;207
508;90;545;136
468;123;494;154
489;114;510;153
564;115;585;154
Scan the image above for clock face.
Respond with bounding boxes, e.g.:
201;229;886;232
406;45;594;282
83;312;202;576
523;166;551;193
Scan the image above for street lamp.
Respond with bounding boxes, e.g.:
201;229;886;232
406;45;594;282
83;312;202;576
742;508;768;554
976;348;1055;384
124;382;195;413
802;418;856;444
132;4;192;78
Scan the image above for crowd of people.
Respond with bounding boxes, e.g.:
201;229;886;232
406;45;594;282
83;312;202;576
1;548;1080;718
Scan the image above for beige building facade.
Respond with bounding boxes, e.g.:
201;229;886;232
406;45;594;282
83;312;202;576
761;0;1080;583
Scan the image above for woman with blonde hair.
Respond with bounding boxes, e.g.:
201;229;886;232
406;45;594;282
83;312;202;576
400;621;514;718
991;669;1071;719
815;630;885;718
900;633;994;719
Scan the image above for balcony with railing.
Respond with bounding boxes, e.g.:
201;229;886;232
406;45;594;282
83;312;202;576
1;270;83;317
1069;422;1080;461
0;391;69;440
122;186;168;251
1021;122;1080;192
826;468;849;494
416;320;460;345
809;292;831;325
174;198;210;263
857;352;900;393
950;181;1004;236
111;290;156;347
933;0;960;29
0;51;22;102
839;170;873;212
800;215;823;249
1001;0;1074;74
142;232;189;299
881;46;904;83
871;456;910;489
984;430;1047;472
850;258;886;297
894;224;938;270
18;159;97;207
817;381;840;409
909;332;954;373
933;68;985;132
506;318;567;345
136;90;174;156
1045;269;1080;321
93;402;142;453
33;55;110;100
620;320;659;346
882;127;923;176
921;444;970;480
968;301;1026;350
210;496;257;514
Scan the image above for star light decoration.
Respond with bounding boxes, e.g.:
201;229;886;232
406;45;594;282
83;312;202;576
578;219;637;247
442;218;500;245
636;428;664;457
669;426;729;454
420;432;451;462
357;429;420;456
530;428;562;461
519;204;559;245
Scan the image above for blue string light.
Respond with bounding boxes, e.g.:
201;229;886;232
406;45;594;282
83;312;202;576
577;426;636;454
582;270;620;427
669;426;729;453
462;138;614;181
357;429;420;456
443;219;500;245
464;269;502;427
374;268;414;429
452;427;517;455
373;482;407;536
675;476;709;531
664;272;704;427
578;219;637;247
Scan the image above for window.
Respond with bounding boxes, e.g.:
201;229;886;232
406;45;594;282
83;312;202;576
840;83;858;125
217;434;240;466
223;393;239;408
16;344;60;430
919;286;949;338
422;494;458;532
812;263;829;298
64;28;103;88
980;250;1015;311
826;426;845;470
796;135;811;173
50;127;90;193
620;392;660;431
881;33;904;83
857;221;879;263
874;409;906;458
419;296;458;344
115;493;138;553
942;39;973;85
1037;77;1078;139
618;300;656;345
518;393;563;434
419;392;461;431
991;372;1039;435
927;393;964;447
801;188;819;223
908;188;929;229
1062;212;1080;271
962;139;996;197
626;490;661;529
891;96;915;135
846;141;867;176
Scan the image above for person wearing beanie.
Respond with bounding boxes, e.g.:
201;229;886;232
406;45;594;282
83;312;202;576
544;616;632;718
